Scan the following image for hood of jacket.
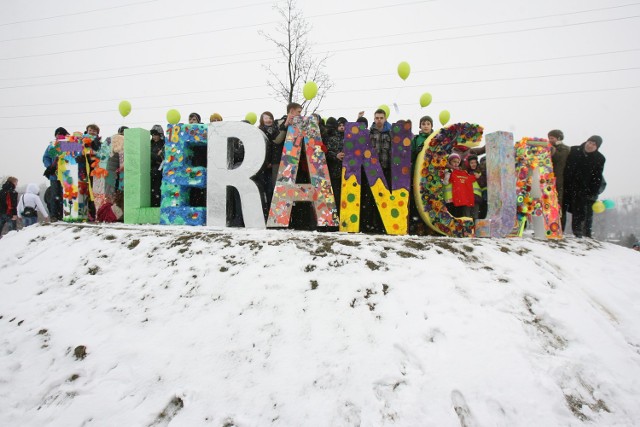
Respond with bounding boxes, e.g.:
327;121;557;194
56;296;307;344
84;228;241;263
26;183;40;195
370;121;392;133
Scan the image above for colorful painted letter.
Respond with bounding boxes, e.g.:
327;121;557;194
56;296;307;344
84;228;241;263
475;131;517;238
339;121;412;234
161;124;207;226
413;123;484;237
511;137;562;239
267;116;337;228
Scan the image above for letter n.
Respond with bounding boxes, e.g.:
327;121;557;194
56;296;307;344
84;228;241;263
340;121;412;235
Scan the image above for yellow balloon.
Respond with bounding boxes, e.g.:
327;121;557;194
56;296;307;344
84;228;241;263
303;81;318;100
592;200;605;214
439;110;450;126
378;104;390;118
118;100;131;118
245;112;257;125
397;61;410;80
166;109;181;125
420;92;432;108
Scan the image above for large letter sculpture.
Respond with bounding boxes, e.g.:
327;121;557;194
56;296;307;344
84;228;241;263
91;134;113;212
161;124;207;226
510;137;562;239
267;116;338;228
475;131;517;238
123;128;161;224
207;121;267;228
340;121;412;234
57;134;85;222
413;123;484;237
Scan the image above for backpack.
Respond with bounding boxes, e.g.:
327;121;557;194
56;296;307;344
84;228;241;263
21;195;38;217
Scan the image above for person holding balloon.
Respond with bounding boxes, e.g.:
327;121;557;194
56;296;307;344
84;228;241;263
563;135;606;238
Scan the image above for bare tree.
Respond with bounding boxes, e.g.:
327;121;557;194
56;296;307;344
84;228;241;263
260;0;333;114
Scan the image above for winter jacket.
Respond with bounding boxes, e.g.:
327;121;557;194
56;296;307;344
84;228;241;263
410;131;432;165
551;142;570;205
0;180;18;216
370;122;393;170
325;129;345;177
17;183;49;219
563;143;606;203
259;122;280;166
42;141;60;181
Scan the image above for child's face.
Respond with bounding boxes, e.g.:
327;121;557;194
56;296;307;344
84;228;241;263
420;121;432;134
469;159;478;170
87;127;98;136
450;158;461;168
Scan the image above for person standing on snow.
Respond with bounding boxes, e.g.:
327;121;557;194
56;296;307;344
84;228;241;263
563;135;606;238
17;183;49;227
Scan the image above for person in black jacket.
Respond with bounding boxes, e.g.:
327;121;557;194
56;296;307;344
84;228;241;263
0;176;19;236
563;135;606;238
150;125;165;207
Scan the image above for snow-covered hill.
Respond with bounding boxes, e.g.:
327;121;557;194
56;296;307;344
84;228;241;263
1;223;639;426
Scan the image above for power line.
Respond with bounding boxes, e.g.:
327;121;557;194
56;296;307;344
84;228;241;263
1;66;637;119
321;85;640;112
3;7;637;64
0;0;161;27
1;3;637;81
0;16;637;91
0;2;273;43
318;2;640;47
0;57;273;90
0;47;638;107
325;15;640;55
331;66;640;94
4;85;640;131
0;0;433;61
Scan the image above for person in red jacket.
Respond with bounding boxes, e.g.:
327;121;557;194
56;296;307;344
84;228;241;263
444;153;476;218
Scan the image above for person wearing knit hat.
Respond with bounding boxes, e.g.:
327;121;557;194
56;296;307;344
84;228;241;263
188;112;202;124
563;134;606;238
210;113;223;122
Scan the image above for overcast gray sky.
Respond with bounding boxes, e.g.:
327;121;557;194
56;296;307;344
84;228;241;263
1;0;638;197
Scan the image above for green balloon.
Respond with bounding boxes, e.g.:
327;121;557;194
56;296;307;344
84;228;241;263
397;61;411;81
303;81;318;100
420;92;432;108
118;100;131;118
166;109;181;125
439;110;450;126
245;112;257;125
378;104;391;118
603;199;616;209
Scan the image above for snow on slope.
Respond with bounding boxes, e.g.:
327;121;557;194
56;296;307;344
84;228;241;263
1;223;639;427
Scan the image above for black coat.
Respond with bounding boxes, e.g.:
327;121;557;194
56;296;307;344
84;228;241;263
0;180;18;216
563;143;605;203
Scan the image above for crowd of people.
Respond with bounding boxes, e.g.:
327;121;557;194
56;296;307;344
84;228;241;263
0;104;611;242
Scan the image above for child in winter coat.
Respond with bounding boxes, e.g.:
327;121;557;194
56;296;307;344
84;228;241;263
17;183;49;227
443;153;476;218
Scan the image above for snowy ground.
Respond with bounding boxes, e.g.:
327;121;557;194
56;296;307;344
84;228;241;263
1;223;639;427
